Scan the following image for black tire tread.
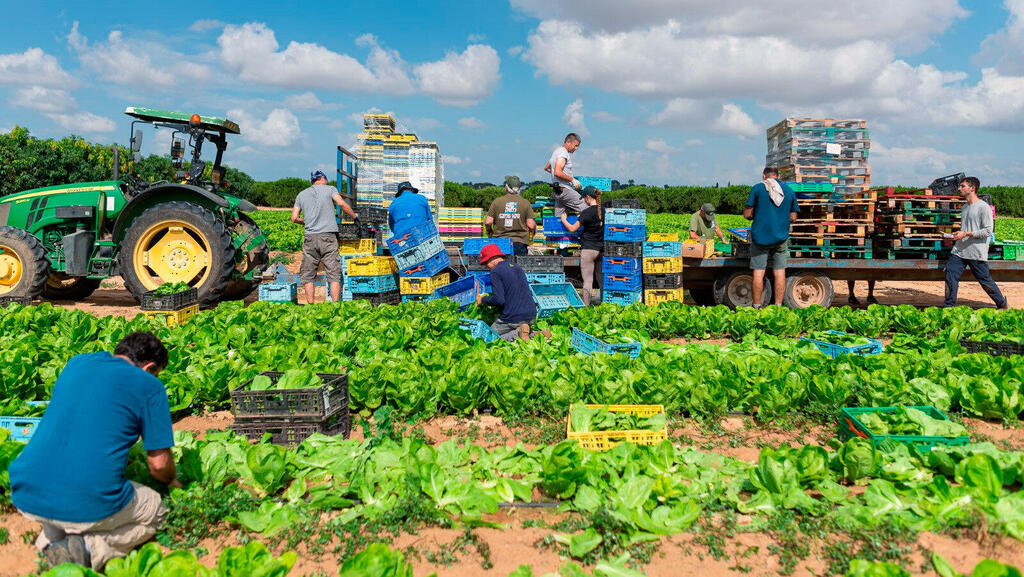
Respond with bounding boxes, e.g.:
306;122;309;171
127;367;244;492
0;226;49;299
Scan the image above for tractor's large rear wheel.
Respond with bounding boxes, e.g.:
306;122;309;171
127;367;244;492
221;214;269;301
0;226;48;300
119;201;235;307
42;272;103;300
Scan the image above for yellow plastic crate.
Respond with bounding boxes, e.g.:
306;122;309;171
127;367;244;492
346;256;397;276
399;272;451;295
566;404;668;451
644;288;685;306
642;257;683;274
647;233;679;241
339;239;377;255
142;304;199;327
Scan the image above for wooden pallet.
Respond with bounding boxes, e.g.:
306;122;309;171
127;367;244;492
791;223;872;237
790;244;874;259
875;213;958;225
874;223;959;236
874;238;951;249
769;118;867;131
780;164;871;178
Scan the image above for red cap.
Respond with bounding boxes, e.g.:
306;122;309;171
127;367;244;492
479;243;504;265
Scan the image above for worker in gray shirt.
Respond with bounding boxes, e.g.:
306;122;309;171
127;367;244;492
944;176;1008;309
544;133;585;218
291;170;357;303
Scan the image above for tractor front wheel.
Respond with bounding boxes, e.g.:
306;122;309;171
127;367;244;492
42;272;103;300
0;226;49;300
220;214;269;301
119;201;235;307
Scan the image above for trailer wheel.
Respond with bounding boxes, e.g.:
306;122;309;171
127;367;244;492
713;272;771;308
784;272;834;309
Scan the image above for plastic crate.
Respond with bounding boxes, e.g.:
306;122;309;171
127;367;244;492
530;282;585;318
785;182;835;193
386;221;439;253
801;330;884;358
142;304;199;327
605;199;643;209
346;255;397;277
715;242;732;255
512;255;564;273
465;270;492;292
642;257;683;274
463;237;513;255
576;176;612;191
602;257;641;276
399;250;451;278
347;274;398;294
0;296;34;307
643;241;683;258
603;241;644;258
458;317;500;343
603;290;642;306
543;216;581;237
399;272;451;295
526;272;567;284
357;206;388;223
604;208;646;226
393;236;446;271
401;294;435;303
1000;244;1024;261
0;416;41;442
434;276;480;310
644;288;685;306
339;239;377;255
727;228;751;242
647;233;679;242
351;290;401;306
959;338;1024;357
566;404;667;451
258;282;298;303
603;273;642;292
929;173;964;196
604;224;646;243
231;371;349;420
839;406;969;450
231;413;350;447
643;273;683;289
140;287;198;311
570;327;642;359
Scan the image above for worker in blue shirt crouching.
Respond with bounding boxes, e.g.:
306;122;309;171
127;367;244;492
387;181;433;237
475;244;550;341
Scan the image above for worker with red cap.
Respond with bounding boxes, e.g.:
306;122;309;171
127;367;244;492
474;243;543;341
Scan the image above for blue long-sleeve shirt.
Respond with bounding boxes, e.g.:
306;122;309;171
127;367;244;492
481;260;537;323
388;192;432;236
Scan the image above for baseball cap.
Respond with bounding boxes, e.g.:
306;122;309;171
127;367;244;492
310;170;328;183
701;202;716;215
479;243;504;265
504;175;522;188
581;186;600;198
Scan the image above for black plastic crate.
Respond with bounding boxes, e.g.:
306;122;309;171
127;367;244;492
960;338;1024;357
231;412;350;446
0;296;33;307
357;206;388;223
359;223;382;241
733;243;751;258
230;371;349;419
352;290;401;306
643;273;683;289
929;173;964;196
605;199;643;209
604;241;643;258
140;287;199;311
338;223;362;240
511;255;564;272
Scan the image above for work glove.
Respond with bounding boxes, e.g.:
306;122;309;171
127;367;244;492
572;178;582;190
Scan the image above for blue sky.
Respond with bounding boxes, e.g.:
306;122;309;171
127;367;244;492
2;0;1023;187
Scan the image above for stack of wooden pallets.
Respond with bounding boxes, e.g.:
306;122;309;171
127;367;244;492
873;185;962;259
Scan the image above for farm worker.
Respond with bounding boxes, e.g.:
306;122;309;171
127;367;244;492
388;181;433;237
559;186;604;305
743;167;799;308
944;176;1008;309
8;332;179;571
486;175;537;256
292;170;357;303
689;203;727;242
847;280;878;306
544;132;586;218
474;243;547;341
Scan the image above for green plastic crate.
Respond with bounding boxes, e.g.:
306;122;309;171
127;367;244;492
714;242;732;255
1002;244;1024;261
839;406;969;451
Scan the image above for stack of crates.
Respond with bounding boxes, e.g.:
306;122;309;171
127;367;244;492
462;237;513;292
542;206;580;249
346;255;400;305
513;255;565;289
388;220;452;284
141;287;201;325
439;207;484;246
643;233;685;305
230;371;350;446
602;200;646;305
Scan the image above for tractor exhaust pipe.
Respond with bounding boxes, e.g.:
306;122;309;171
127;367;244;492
110;145;119;180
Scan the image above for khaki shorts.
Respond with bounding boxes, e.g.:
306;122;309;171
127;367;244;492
300;232;341;283
749;240;788;270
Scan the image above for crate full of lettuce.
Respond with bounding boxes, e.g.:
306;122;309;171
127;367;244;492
840;405;969;450
567;403;667;451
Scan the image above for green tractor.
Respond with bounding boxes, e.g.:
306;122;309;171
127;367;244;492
0;107;268;306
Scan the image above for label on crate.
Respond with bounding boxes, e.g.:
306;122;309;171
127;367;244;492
825;142;841;155
322;389;331;412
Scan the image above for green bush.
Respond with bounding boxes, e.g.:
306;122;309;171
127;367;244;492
253;178;310;208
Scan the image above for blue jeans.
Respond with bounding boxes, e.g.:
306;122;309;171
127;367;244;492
944;254;1006;307
512;242;529;256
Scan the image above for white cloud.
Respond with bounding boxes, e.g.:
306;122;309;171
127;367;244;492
593;110;623;123
414;44;501;107
49;112;116;134
467;34;487;43
458;116;486;129
444;155;465;165
0;47;75;87
227;107;302;147
870;141;972;185
507;45;524;56
190;19;225;33
686;139;704;147
645;138;678;153
563;99;588;137
976;0;1024;74
283;92;323;109
650;99;759;136
408;117;443;131
11;86;76;113
69;22;211;87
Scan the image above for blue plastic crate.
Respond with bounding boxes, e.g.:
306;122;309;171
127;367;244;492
603;273;642;292
643;241;683;258
386;221;439;253
727;227;751;242
602;256;641;276
576;176;612;191
800;330;884;358
604;208;647;226
0;416;41;442
543;216;581;237
458;317;500;343
604;224;646;243
258;282;298;303
347;274;398;294
463;237;514;255
570;327;642;359
399;249;451;278
465;270;492;292
394;235;447;271
529;282;585;318
402;294;436;303
434;276;480;310
526;272;566;284
602;290;643;306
